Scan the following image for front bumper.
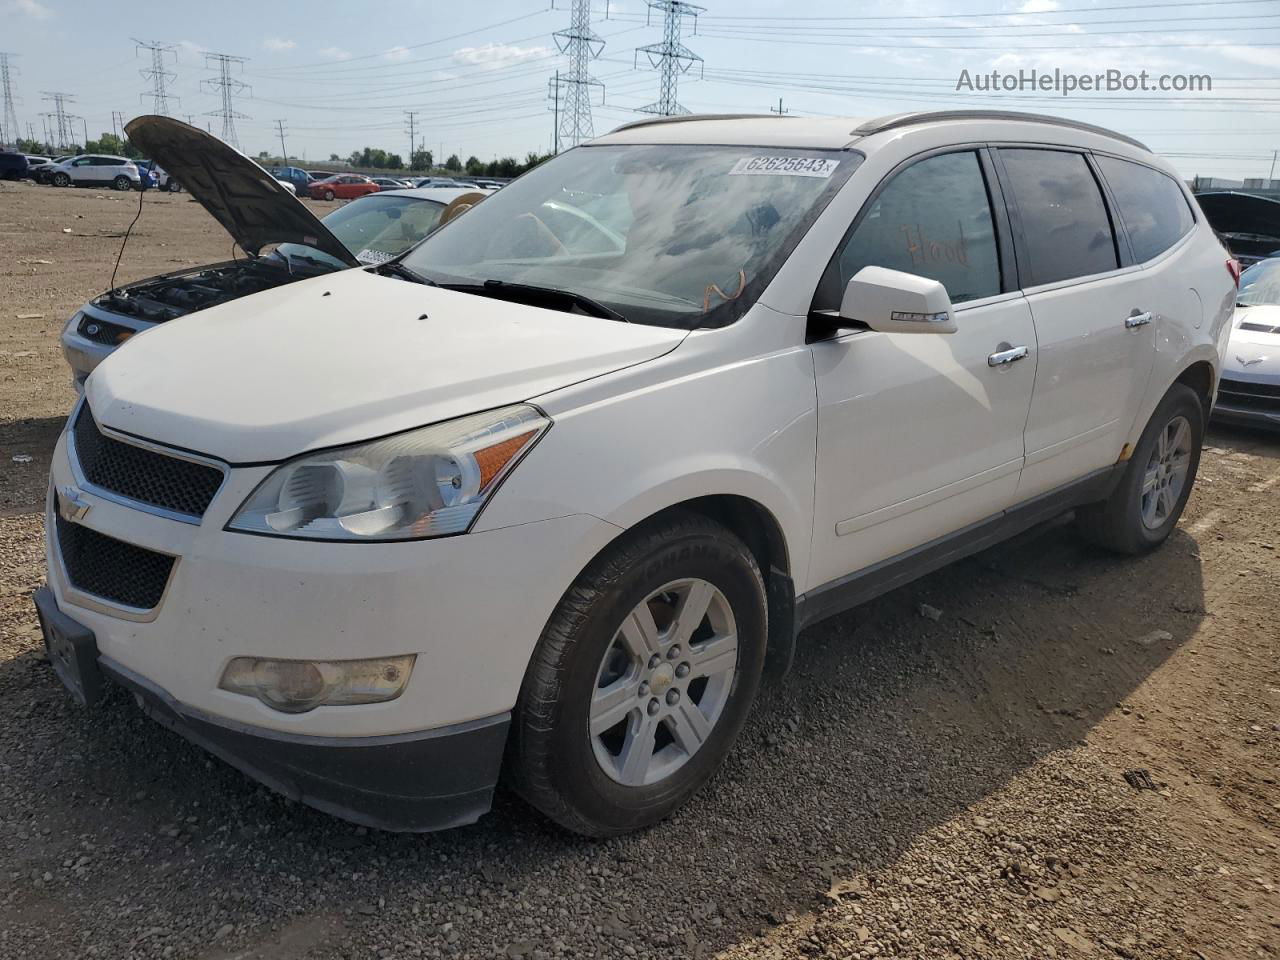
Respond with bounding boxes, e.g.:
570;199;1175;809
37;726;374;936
1211;375;1280;431
35;586;508;831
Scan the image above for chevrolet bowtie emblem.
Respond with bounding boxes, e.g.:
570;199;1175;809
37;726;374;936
1238;355;1267;367
56;485;91;523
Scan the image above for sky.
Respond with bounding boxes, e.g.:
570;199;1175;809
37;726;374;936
4;0;1279;179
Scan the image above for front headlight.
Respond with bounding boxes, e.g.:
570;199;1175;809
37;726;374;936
227;404;548;541
219;655;416;713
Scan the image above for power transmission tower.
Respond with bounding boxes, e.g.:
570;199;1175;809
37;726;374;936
0;53;19;147
404;110;418;160
548;0;605;150
201;52;250;151
274;118;288;162
770;98;788;115
111;110;125;142
41;91;76;151
636;1;705;117
135;39;178;115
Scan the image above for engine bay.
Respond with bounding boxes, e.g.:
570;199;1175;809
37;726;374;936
92;260;305;324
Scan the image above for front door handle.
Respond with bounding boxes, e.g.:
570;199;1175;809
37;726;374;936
1125;311;1153;328
988;345;1029;367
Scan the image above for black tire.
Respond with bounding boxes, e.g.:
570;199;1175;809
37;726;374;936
52;172;70;187
508;510;767;837
323;189;335;201
113;175;132;191
1077;383;1204;554
167;180;181;193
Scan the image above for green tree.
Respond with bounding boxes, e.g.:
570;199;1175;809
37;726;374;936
464;155;484;176
444;153;461;172
385;153;404;170
329;153;341;162
409;148;433;171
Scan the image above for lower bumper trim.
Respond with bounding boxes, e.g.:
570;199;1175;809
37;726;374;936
100;657;510;833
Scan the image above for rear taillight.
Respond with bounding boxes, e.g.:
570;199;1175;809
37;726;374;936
1227;258;1241;286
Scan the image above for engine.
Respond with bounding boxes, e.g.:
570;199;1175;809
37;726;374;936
94;261;301;323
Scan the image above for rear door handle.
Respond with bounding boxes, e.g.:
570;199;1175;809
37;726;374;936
988;345;1029;367
1125;311;1153;328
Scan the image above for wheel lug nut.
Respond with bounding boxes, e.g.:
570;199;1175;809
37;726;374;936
647;698;660;716
675;662;690;679
648;655;661;670
665;689;680;705
667;645;681;660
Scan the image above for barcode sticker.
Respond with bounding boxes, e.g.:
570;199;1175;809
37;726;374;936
729;156;840;178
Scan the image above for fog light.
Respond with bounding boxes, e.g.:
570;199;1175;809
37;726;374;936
219;655;416;714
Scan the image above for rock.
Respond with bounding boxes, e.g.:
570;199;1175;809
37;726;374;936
506;942;534;958
213;924;233;941
355;902;377;916
919;603;943;621
1134;630;1173;647
1053;927;1095;953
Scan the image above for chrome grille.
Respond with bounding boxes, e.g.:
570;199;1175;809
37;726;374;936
55;513;175;610
71;405;224;519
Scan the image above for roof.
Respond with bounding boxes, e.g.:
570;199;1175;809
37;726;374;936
596;110;1149;154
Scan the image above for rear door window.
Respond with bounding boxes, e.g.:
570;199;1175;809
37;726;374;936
817;150;1002;308
998;148;1119;286
1094;156;1195;263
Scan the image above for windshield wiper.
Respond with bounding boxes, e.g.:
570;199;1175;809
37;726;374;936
443;279;627;322
376;261;438;286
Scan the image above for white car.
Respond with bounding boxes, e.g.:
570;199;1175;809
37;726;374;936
1214;257;1280;430
36;110;1235;837
48;154;140;190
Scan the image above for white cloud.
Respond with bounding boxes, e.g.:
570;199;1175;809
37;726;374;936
384;45;411;61
177;39;207;58
319;46;351;61
263;38;296;52
452;42;551;70
1214;45;1280;69
7;0;52;18
1018;0;1061;12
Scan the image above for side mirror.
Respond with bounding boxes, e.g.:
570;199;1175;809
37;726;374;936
840;266;957;334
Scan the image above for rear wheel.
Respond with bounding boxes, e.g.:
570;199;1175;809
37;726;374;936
112;175;132;191
508;511;767;837
1077;383;1204;554
52;172;70;187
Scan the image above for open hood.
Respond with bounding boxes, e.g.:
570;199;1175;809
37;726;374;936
124;115;359;267
1196;191;1280;263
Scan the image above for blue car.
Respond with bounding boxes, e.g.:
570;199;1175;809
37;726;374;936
269;165;312;196
134;160;159;190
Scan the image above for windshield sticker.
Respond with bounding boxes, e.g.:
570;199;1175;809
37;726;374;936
729;156;840;178
357;248;393;264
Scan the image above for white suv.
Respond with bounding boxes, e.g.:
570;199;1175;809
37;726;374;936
35;111;1236;836
49;154;140;190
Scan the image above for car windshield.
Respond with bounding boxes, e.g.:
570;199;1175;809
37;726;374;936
275;195;447;269
1238;259;1280;307
401;144;861;328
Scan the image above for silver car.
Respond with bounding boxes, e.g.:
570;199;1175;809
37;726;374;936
1214;258;1280;430
61;117;487;388
48;154;141;190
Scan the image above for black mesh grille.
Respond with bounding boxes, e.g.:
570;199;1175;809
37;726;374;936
1219;378;1280;413
72;406;223;518
55;513;175;610
77;314;136;346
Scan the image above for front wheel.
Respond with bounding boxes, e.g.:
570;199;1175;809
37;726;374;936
166;180;182;193
1077;383;1204;554
112;175;132;191
52;172;70;187
508;511;767;837
323;189;335;201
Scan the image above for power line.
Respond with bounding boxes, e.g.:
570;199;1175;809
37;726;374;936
549;0;607;149
693;0;1278;20
636;1;705;117
0;53;19;148
41;91;75;151
135;39;178;115
201;52;250;150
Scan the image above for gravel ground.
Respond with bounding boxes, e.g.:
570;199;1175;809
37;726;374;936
1;180;1277;959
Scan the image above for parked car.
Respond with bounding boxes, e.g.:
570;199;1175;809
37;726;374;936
36;111;1234;837
274;177;299;196
59;119;487;386
28;155;72;183
1195;191;1280;268
309;173;380;201
269;165;313;196
134;160;159;190
306;170;338;183
48;154;140;190
371;176;411;191
154;165;180;192
410;176;469;188
1213;256;1280;430
0;151;28;180
23;154;50;166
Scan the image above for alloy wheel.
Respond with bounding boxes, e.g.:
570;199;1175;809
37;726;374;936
1141;414;1192;530
590;578;738;787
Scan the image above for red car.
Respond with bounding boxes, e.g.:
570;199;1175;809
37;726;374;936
309;174;379;201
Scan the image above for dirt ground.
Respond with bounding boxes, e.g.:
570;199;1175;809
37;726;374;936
0;179;1277;959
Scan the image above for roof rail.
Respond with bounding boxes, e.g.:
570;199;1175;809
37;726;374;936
851;110;1149;151
608;113;783;134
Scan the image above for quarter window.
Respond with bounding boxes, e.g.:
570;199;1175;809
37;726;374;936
1095;155;1195;263
999;148;1119;286
817;150;1002;309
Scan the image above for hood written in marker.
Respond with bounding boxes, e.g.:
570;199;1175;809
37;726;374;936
86;268;688;463
124;115;359;267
